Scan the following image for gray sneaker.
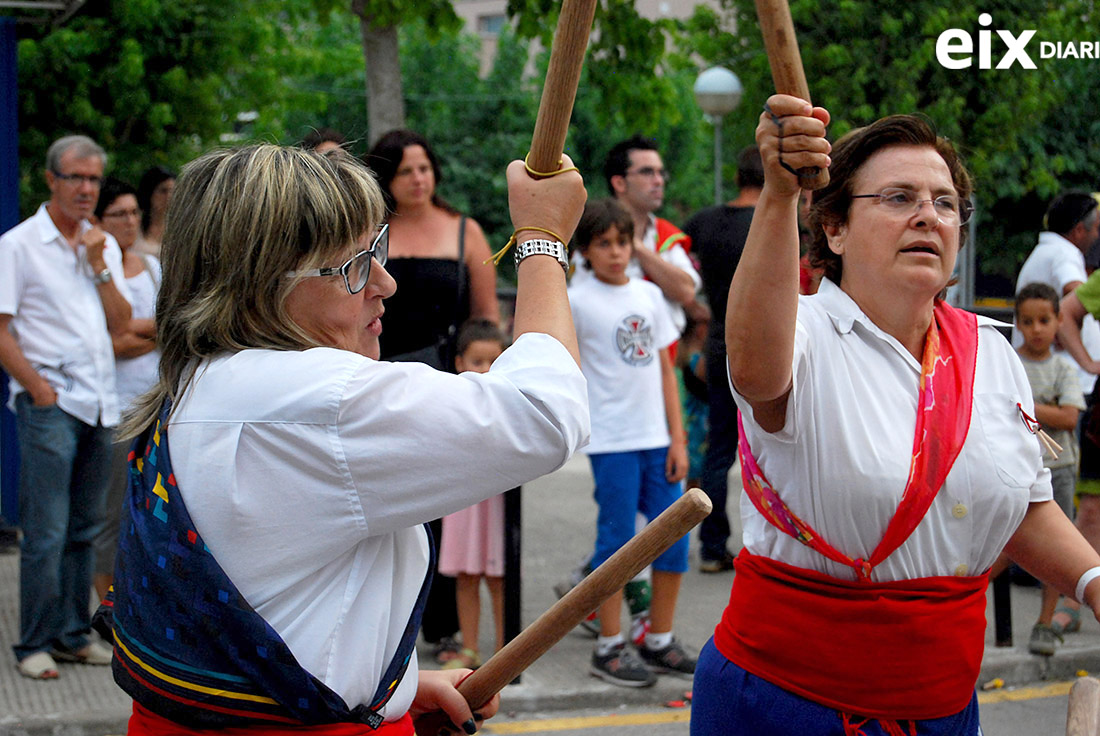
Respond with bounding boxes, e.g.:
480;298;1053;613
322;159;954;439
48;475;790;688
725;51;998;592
638;638;697;678
1028;623;1061;656
590;643;657;688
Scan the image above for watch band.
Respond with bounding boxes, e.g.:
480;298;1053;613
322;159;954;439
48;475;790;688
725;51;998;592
514;238;568;273
93;268;112;285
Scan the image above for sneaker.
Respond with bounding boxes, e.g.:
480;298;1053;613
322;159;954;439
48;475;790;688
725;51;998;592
639;638;697;678
699;550;736;573
1028;623;1061;656
590;643;657;688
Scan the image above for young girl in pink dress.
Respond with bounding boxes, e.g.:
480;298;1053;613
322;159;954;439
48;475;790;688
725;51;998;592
438;320;509;669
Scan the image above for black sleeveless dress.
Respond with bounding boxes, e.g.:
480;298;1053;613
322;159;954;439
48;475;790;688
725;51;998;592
379;257;471;368
377;256;471;644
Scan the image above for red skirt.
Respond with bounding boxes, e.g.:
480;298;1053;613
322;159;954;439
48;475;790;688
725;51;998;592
713;550;989;721
128;703;414;735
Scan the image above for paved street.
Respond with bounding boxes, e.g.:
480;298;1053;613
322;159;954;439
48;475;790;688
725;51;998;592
2;454;1100;734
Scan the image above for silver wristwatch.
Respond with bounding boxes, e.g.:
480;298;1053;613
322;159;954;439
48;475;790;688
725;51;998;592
93;268;112;285
514;238;569;273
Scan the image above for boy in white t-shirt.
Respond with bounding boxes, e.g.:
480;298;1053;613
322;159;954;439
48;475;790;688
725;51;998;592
568;198;695;688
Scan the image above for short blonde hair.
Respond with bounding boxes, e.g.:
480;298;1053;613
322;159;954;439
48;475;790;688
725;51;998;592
124;144;386;437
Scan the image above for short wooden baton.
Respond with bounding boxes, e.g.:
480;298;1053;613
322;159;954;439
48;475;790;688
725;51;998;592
755;0;830;190
456;488;712;710
526;0;598;174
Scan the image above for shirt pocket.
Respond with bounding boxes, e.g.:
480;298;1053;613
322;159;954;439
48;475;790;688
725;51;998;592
973;392;1042;489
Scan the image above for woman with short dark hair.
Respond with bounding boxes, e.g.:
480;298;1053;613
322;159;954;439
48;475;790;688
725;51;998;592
691;96;1100;735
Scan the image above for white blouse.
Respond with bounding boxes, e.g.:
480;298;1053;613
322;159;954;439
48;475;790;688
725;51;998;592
168;333;589;720
733;279;1052;583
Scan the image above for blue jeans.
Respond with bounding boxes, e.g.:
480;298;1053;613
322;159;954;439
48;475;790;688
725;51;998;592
589;448;689;573
13;394;112;661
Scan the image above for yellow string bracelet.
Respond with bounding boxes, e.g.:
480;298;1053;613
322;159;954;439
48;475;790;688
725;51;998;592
523;152;580;179
486;151;578;265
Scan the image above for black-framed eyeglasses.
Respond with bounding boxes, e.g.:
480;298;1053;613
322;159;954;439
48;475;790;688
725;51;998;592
851;187;974;225
286;224;389;295
52;171;105;187
626;166;670;182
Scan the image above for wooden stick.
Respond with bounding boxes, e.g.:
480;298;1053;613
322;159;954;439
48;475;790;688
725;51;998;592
527;0;599;174
456;488;713;709
1039;429;1064;456
754;0;829;190
1067;675;1100;736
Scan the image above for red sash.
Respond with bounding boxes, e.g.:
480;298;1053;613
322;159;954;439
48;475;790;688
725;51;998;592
737;300;979;581
129;703;414;736
714;551;988;720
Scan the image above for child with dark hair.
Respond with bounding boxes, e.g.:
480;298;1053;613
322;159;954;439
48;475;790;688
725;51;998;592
437;319;510;670
568;198;695;688
1015;282;1085;654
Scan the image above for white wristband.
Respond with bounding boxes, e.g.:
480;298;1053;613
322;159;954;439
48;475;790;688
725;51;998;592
1075;566;1100;604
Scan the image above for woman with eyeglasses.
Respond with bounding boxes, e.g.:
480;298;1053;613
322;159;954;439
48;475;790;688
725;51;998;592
689;98;1100;736
96;145;588;736
89;178;161;601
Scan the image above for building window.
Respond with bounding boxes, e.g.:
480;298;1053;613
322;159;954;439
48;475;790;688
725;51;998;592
478;14;505;34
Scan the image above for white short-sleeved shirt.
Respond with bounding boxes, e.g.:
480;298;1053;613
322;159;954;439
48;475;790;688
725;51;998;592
168;333;589;720
0;204;129;426
733;279;1051;583
569;277;678;454
1013;230;1099;393
570;214;701;333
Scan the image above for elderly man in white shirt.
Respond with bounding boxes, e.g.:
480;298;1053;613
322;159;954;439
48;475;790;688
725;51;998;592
0;135;132;680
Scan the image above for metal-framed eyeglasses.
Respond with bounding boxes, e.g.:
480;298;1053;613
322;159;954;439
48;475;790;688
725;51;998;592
52;171;105;187
850;187;974;226
286;224;389;295
626;166;670;183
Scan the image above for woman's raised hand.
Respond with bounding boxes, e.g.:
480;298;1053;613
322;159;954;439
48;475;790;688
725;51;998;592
756;95;831;198
507;154;586;245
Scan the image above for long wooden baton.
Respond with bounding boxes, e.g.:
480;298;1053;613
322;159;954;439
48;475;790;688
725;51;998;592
526;0;598;173
456;488;712;710
754;0;830;190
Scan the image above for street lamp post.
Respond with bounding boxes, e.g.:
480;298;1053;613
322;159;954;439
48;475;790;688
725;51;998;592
693;66;743;205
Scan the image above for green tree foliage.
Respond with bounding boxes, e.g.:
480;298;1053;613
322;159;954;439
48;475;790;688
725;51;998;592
682;0;1100;291
15;0;331;215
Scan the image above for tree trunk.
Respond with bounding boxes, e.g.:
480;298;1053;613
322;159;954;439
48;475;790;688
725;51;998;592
352;2;405;146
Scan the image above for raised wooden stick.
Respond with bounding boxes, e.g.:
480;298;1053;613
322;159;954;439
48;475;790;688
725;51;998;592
456;488;712;709
527;0;599;174
754;0;829;190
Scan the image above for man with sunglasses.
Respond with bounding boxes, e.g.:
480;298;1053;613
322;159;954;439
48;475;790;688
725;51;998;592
0;135;132;679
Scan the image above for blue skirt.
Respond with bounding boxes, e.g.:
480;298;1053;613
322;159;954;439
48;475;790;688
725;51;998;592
690;638;982;736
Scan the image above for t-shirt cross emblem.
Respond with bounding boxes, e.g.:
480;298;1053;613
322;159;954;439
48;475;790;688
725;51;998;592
615;314;655;366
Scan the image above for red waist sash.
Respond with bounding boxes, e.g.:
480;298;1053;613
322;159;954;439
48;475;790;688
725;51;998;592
713;551;989;721
129;703;414;736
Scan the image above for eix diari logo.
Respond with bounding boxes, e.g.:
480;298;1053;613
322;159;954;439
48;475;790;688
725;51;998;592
936;13;1036;69
936;13;1099;68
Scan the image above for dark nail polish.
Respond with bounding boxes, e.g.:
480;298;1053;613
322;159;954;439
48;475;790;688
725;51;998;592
462;718;478;734
472;713;484;721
